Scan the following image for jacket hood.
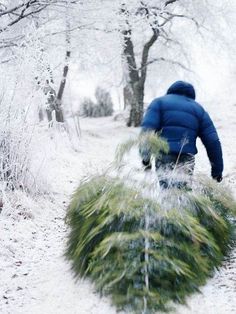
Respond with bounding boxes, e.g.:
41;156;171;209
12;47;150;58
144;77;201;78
167;81;196;100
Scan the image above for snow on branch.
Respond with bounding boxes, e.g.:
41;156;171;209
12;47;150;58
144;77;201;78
0;1;48;33
139;56;193;72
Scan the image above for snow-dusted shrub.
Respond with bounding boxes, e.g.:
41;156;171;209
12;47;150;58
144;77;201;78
95;87;114;117
65;134;236;313
80;87;114;117
80;97;96;117
0;130;30;191
0;26;53;196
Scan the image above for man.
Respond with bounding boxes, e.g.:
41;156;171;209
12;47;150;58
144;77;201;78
140;81;223;183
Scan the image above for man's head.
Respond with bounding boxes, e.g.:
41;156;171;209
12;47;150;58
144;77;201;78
167;81;196;100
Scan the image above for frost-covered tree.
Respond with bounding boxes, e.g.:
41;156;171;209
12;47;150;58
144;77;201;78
61;0;234;127
118;0;233;126
0;0;82;123
0;0;84;193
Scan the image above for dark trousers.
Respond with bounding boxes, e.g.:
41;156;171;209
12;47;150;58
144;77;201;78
155;153;195;189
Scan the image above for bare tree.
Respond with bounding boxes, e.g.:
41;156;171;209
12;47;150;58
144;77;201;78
120;0;202;126
121;3;159;126
0;0;80;123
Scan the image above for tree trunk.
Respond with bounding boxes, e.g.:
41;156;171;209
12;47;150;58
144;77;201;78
38;108;44;121
54;0;71;123
123;85;133;110
135;82;144;126
127;81;144;127
122;36;156;127
55;52;70;123
121;26;141;127
121;6;159;127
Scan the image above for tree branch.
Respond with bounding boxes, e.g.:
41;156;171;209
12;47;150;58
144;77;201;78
164;0;179;7
161;11;201;28
7;4;48;29
0;1;73;33
140;29;160;85
0;3;28;17
139;57;193;72
159;31;191;66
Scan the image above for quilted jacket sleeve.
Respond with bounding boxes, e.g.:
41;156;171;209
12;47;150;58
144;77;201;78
141;99;161;131
199;111;223;177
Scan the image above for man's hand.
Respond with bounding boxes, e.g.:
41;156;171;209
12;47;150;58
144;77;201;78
142;160;152;171
212;175;223;183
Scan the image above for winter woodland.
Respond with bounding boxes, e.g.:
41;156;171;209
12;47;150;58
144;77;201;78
1;1;236;313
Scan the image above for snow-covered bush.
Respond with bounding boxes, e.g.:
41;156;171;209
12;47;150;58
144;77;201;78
0;26;53;197
80;87;114;117
95;87;114;116
0;130;30;191
80;97;96;117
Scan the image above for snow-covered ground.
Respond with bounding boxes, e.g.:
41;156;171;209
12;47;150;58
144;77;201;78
1;106;236;314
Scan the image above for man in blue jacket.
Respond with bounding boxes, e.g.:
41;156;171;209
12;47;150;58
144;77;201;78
140;81;223;183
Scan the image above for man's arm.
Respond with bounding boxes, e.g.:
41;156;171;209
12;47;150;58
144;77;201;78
199;111;223;181
141;99;161;130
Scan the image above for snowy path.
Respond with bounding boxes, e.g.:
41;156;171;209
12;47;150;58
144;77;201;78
1;116;236;314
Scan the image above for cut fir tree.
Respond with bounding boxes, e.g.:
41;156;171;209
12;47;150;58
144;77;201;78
65;134;236;313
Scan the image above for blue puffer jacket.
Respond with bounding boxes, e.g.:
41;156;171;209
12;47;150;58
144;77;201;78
141;81;223;177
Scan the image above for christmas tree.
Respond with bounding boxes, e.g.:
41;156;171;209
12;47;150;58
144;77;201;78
65;134;236;313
